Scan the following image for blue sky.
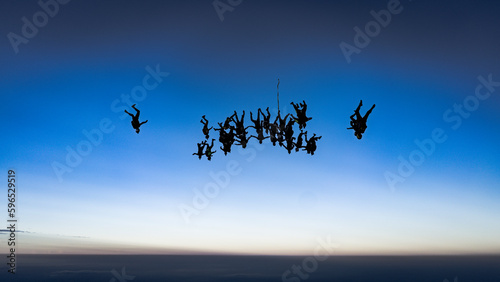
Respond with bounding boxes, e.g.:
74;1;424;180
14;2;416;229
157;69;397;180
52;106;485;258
1;0;500;255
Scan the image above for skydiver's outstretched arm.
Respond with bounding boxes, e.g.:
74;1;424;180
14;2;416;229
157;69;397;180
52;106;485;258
257;108;266;120
139;120;148;126
214;122;224;131
250;111;256;123
124;110;134;118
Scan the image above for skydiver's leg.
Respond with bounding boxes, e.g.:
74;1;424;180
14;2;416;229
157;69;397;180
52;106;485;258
364;104;376;120
353;100;362;119
201;115;208;125
133;107;140;119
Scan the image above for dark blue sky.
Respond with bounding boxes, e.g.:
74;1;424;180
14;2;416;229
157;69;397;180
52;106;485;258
1;0;499;255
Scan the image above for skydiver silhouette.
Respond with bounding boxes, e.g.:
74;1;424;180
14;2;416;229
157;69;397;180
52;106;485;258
284;118;295;142
232;110;248;137
249;110;268;144
124;104;148;134
193;141;206;160
304;133;321;155
215;122;235;155
284;137;295;154
295;131;306;152
273;111;289;147
204;139;216;161
259;107;272;134
200;115;213;139
275;111;290;133
250;110;264;133
291;100;312;130
347;100;375;139
235;132;251;149
268;122;279;146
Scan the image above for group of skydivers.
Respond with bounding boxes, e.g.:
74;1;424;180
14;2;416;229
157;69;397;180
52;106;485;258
124;100;376;161
193;100;323;160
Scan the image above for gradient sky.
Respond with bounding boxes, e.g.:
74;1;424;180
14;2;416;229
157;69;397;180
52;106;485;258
1;0;500;255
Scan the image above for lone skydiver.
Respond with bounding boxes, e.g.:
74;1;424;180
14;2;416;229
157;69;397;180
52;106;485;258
124;104;148;134
347;100;375;139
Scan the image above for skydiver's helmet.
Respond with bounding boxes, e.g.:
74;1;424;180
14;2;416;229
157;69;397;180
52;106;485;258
136;128;140;134
355;132;362;139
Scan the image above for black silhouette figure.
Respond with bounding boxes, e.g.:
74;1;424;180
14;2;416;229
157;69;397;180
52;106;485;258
304;133;322;155
235;132;251;149
347;100;375;139
284;118;295;142
273;111;289;147
249;110;263;133
275;111;290;133
204;139;216;161
193;141;206;160
291;100;312;130
295;131;306;152
232;110;248;137
259;107;272;134
200;115;213;139
284;137;295;154
268;122;279;146
215;122;235;155
124;104;148;134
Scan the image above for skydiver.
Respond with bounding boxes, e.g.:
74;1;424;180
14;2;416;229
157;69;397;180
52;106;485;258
124;104;148;134
193;141;206;160
259;107;272;134
284;137;295;154
235;131;251;148
249;110;264;133
204;139;216;161
347;100;375;139
284;118;295;142
268;122;279;146
295;131;306;152
232;110;247;137
200;115;213;139
291;100;312;130
304;133;321;155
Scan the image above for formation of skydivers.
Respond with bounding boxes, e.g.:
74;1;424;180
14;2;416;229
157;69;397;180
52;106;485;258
193;100;323;160
123;100;376;161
